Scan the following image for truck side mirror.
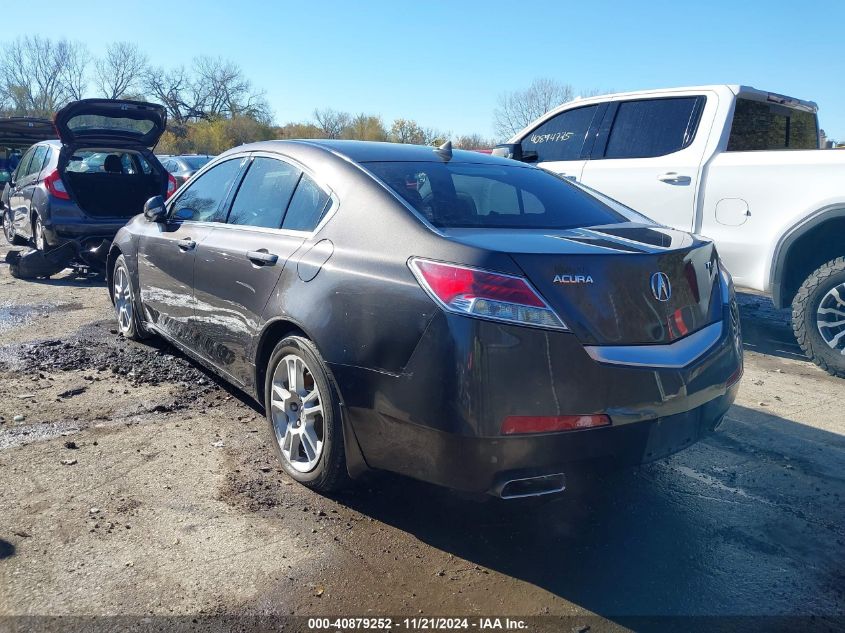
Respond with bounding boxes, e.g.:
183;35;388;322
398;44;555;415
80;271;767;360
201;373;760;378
143;195;167;222
492;143;539;163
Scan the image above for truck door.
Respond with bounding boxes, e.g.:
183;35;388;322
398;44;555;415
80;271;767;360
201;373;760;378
521;103;605;183
579;94;714;231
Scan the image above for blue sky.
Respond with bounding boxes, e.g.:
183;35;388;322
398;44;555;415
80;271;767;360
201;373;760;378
6;0;844;140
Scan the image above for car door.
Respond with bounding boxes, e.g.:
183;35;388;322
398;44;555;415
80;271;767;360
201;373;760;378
192;155;333;387
136;156;247;346
7;146;43;238
579;94;714;231
519;103;606;182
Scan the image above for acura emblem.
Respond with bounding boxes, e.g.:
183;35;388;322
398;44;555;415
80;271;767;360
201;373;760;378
650;272;672;302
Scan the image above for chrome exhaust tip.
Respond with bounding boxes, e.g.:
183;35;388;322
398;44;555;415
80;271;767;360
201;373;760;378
493;473;566;499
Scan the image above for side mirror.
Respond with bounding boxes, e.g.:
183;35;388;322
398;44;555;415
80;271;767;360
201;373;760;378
143;195;167;222
491;143;539;163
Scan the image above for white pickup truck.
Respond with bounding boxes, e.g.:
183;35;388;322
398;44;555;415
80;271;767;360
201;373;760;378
496;85;845;377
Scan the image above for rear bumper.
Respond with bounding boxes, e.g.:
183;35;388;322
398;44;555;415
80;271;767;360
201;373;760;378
42;198;135;246
332;306;742;494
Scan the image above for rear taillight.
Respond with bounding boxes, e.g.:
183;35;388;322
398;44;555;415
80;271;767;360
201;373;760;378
166;173;178;199
409;258;566;330
43;170;70;200
502;414;610;435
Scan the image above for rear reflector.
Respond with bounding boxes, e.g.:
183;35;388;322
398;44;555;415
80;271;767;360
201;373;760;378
409;258;566;330
43;170;70;200
502;414;611;435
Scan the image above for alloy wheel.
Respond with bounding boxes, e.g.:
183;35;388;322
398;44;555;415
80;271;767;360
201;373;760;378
270;354;325;472
34;217;46;251
817;283;845;354
113;264;134;335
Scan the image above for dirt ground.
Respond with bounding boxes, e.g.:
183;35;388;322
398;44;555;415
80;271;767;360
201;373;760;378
0;241;843;629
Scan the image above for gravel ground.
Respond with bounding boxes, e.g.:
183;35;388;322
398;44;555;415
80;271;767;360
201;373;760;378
0;242;843;629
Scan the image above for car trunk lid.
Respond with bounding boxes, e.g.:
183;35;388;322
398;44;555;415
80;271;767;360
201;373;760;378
444;223;722;345
54;99;167;148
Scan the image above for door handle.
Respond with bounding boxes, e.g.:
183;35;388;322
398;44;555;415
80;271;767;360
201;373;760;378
247;250;279;266
657;172;691;184
177;238;196;251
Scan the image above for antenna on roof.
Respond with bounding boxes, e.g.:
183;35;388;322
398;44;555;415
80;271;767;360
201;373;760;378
434;140;453;162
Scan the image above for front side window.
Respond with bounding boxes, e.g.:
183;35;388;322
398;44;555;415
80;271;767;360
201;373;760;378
15;148;36;180
28;146;49;178
727;98;819;151
228;157;301;229
366;161;627;229
603;97;703;159
169;158;244;222
521;105;600;162
282;174;331;231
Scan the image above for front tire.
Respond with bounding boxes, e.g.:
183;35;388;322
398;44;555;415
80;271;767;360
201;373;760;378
3;209;27;246
264;336;348;493
112;255;149;341
792;256;845;378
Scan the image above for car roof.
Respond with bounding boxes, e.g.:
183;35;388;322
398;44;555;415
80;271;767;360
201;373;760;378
222;139;518;166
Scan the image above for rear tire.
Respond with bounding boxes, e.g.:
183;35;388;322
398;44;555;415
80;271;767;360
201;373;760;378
792;256;845;378
32;214;47;251
3;209;27;246
112;254;149;341
264;336;349;493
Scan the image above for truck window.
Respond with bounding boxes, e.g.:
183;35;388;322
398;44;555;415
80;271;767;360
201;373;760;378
727;98;819;151
521;105;600;162
603;97;705;159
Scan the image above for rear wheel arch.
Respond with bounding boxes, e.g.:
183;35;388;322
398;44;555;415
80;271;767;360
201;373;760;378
771;208;845;309
254;318;370;480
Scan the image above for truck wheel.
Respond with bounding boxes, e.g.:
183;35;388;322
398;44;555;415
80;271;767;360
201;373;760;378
3;209;27;246
792;257;845;378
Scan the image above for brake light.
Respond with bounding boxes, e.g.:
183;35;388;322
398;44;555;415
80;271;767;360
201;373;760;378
43;170;70;200
409;258;566;330
502;415;610;435
166;173;178;199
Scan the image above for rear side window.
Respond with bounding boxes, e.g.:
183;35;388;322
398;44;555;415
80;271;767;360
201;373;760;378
603;97;704;159
521;105;600;162
170;158;244;222
282;174;331;231
227;157;301;229
366;161;626;229
727;98;819;151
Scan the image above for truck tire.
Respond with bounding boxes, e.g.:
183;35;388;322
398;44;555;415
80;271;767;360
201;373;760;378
792;257;845;378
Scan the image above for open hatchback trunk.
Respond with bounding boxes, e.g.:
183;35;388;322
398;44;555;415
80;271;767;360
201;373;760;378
54;99;170;218
0;117;56;149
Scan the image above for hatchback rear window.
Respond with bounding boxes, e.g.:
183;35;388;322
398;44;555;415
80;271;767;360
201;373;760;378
364;161;626;229
65;115;155;136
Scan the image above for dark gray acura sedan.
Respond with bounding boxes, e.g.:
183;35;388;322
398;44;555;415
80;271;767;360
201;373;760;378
108;140;742;498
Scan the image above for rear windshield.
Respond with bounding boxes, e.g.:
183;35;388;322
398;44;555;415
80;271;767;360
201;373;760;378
66;150;153;175
727;98;819;151
364;161;626;229
66;115;155;136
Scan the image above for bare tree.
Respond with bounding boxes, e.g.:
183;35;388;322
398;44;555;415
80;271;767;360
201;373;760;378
389;118;426;144
313;108;350;138
0;36;88;115
454;133;496;150
493;78;576;139
94;42;148;99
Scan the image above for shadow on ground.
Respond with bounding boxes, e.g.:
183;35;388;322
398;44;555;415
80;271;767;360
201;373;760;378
335;404;845;620
737;292;807;362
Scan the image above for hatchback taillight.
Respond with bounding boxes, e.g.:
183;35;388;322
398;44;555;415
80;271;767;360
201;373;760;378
409;258;566;330
166;173;178;199
43;170;70;200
